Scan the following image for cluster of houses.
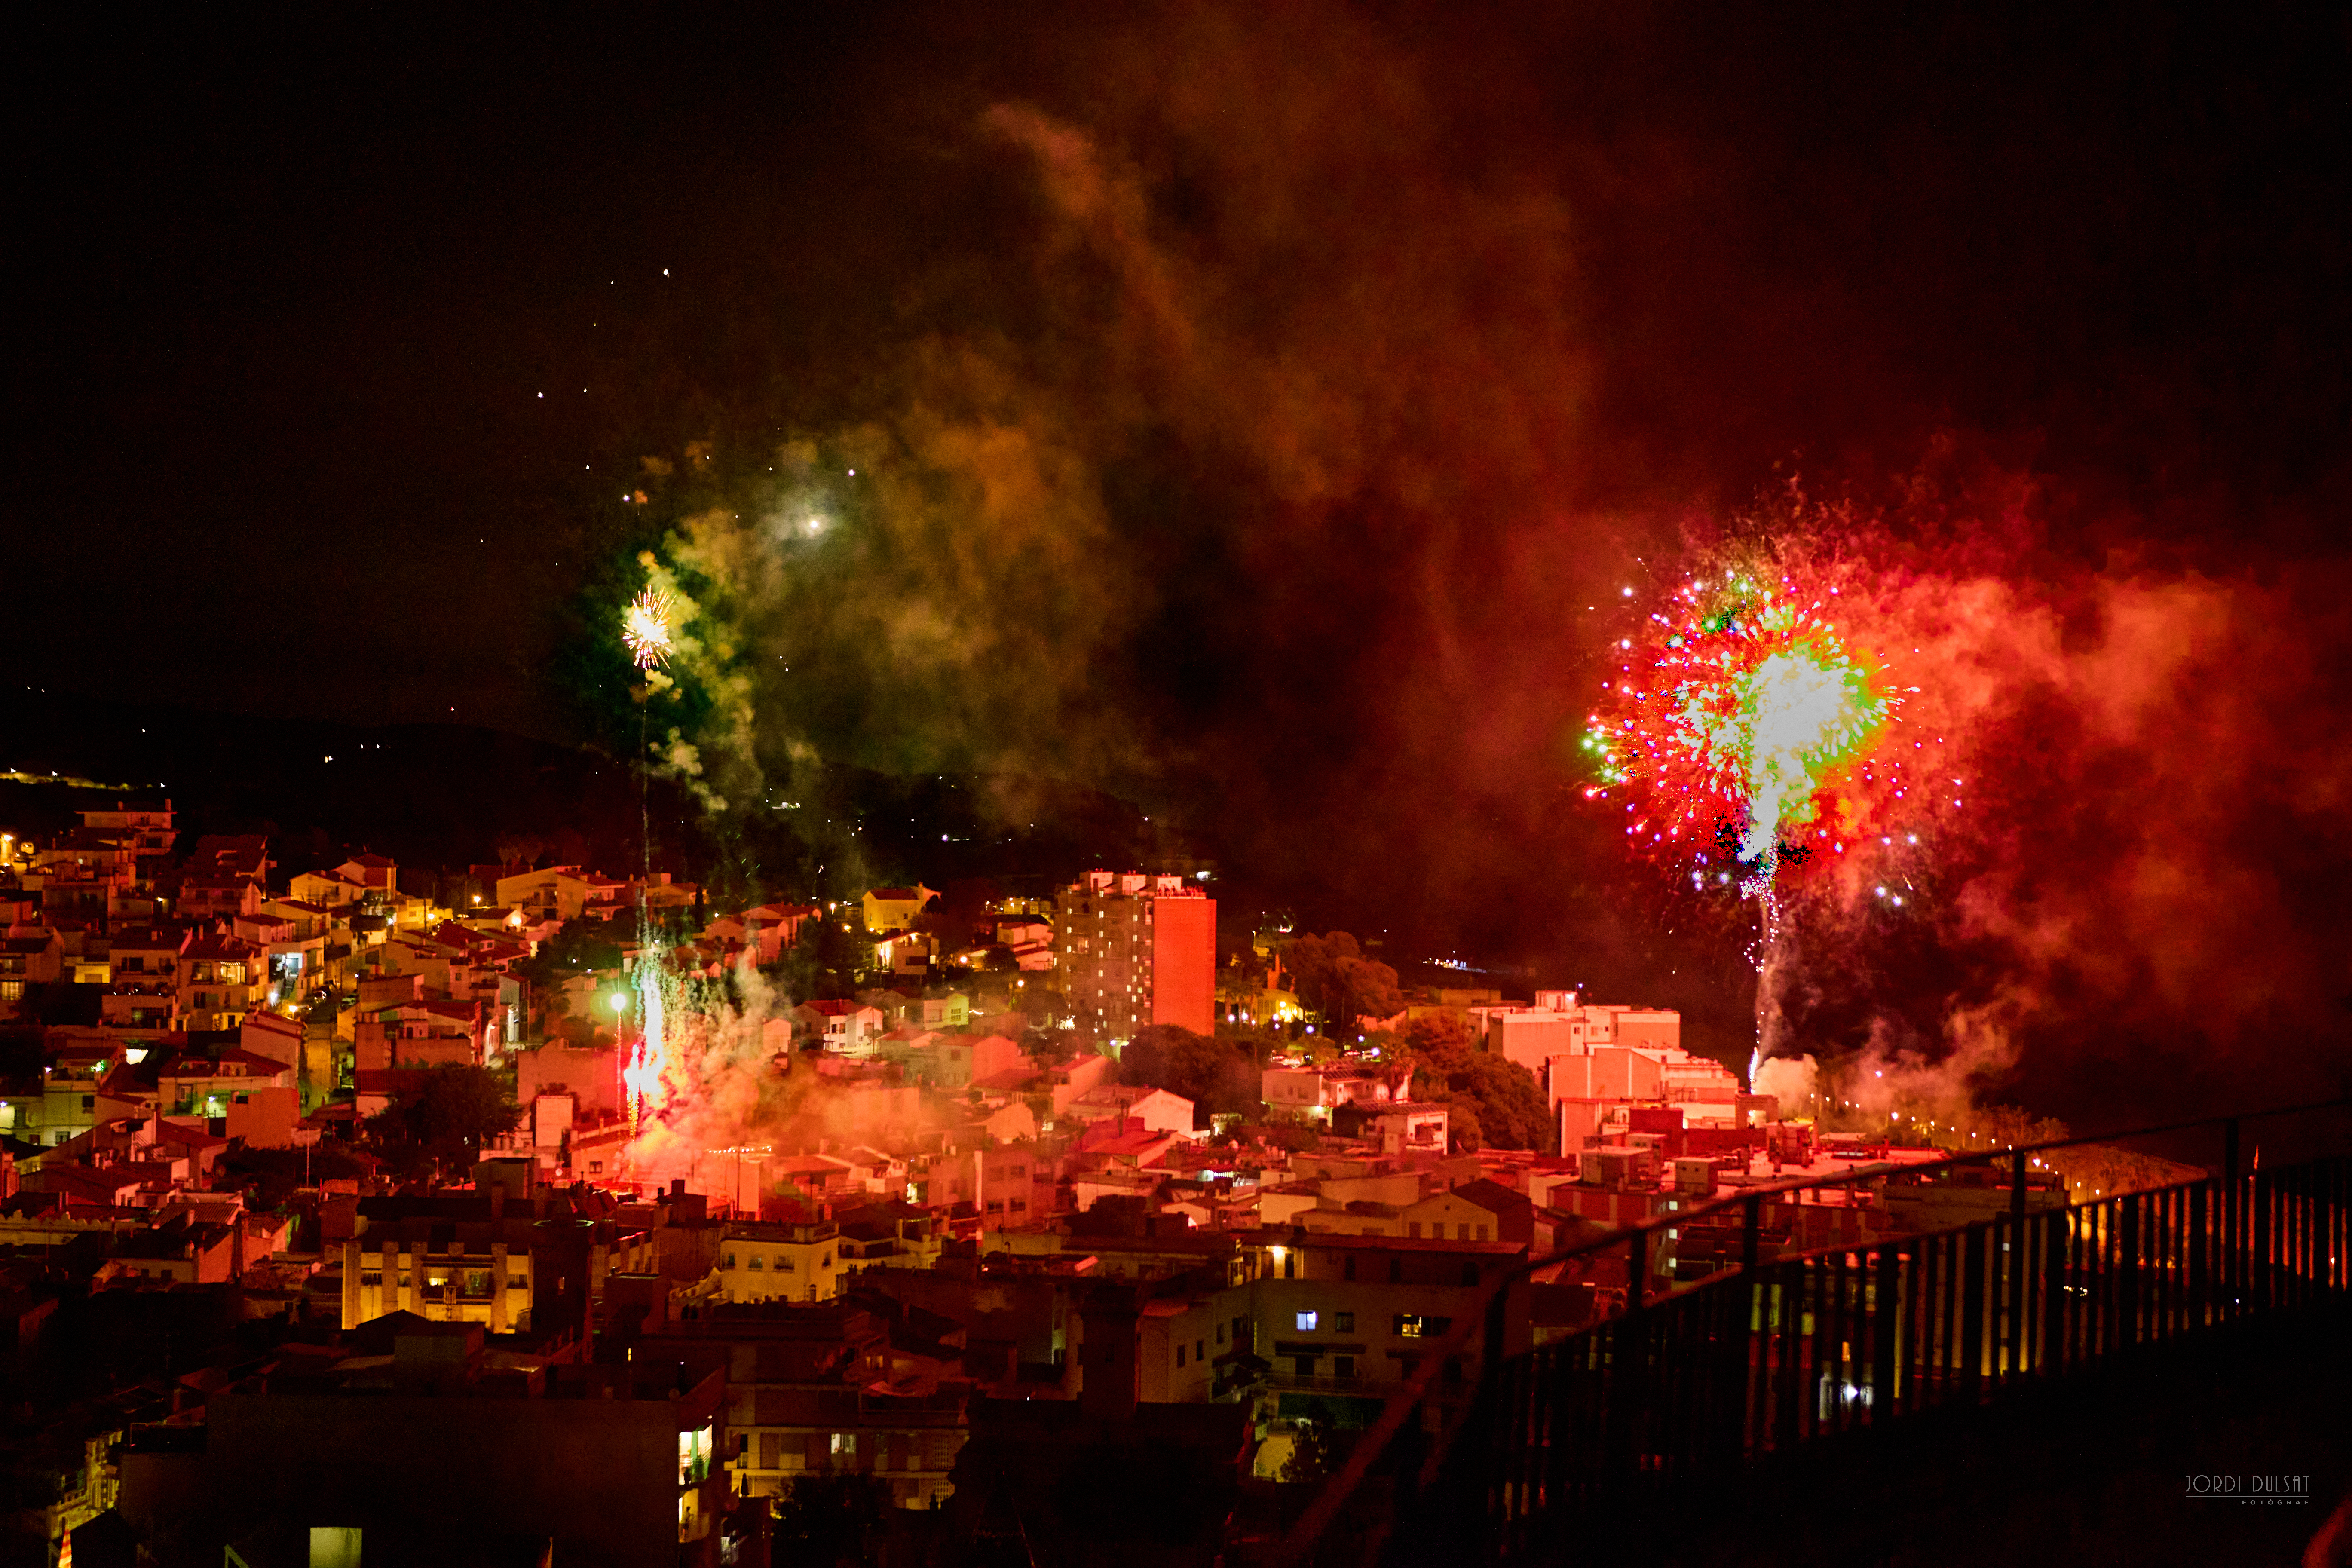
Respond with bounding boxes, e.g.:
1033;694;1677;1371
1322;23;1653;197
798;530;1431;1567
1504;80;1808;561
2;798;2033;1567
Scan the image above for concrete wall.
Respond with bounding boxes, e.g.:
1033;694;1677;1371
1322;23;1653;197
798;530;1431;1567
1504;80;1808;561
1149;897;1216;1037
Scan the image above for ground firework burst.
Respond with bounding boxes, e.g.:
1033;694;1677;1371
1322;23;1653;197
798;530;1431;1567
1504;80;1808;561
1584;569;1905;866
622;586;676;670
1585;559;1926;1070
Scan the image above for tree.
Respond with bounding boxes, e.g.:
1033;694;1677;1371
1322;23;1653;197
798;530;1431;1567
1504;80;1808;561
1022;1004;1081;1068
1120;1026;1260;1123
1281;932;1403;1034
493;831;545;870
21;980;102;1027
1278;1416;1334;1485
1216;1023;1290;1066
1387;1016;1551;1153
367;1064;521;1176
1446;1051;1550;1151
514;919;625;995
764;913;870;1003
775;1469;892;1564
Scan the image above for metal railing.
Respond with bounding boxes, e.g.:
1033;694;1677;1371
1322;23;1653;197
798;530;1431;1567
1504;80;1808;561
1274;1096;2352;1567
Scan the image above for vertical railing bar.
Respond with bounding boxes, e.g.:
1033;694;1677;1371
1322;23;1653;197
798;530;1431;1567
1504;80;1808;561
1873;1242;1899;1426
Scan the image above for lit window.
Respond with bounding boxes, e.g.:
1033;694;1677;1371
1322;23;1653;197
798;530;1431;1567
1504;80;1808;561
678;1424;712;1485
1295;1310;1319;1332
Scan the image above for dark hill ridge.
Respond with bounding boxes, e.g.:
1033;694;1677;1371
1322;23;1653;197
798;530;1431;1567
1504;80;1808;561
0;688;1169;905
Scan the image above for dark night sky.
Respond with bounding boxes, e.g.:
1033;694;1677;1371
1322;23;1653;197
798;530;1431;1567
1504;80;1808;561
11;4;2352;1119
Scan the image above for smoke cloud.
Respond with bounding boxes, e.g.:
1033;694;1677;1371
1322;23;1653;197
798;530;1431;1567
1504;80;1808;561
595;4;2351;1130
1754;506;2352;1125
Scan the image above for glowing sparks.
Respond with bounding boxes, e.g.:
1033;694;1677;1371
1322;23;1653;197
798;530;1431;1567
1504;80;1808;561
1583;568;1903;874
622;587;676;669
621;936;673;1140
1585;562;1915;1064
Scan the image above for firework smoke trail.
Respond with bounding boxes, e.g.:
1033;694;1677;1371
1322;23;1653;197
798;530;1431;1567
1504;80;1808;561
619;582;679;1159
1584;562;1910;1079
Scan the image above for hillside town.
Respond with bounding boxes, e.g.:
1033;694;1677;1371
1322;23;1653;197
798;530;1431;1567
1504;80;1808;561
0;799;2036;1568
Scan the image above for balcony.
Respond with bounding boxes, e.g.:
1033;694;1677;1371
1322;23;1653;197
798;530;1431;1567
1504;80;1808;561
1262;1370;1419;1401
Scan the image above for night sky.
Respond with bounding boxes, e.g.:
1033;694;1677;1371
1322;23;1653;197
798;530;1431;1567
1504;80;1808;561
13;4;2352;1121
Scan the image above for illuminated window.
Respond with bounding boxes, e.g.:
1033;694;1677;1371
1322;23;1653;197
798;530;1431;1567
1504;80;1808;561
677;1425;712;1485
1393;1314;1452;1339
1294;1310;1319;1332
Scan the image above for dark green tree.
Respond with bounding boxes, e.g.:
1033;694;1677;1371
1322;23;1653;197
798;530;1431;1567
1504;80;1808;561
1384;1016;1551;1153
514;919;626;990
765;913;871;1003
367;1064;521;1176
1215;1023;1291;1066
1119;1025;1260;1123
775;1469;892;1563
1278;1418;1334;1485
1280;932;1403;1034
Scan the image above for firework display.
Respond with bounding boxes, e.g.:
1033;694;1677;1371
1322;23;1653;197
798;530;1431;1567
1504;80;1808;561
1582;569;1914;864
622;586;676;670
1583;561;1925;1068
620;937;674;1140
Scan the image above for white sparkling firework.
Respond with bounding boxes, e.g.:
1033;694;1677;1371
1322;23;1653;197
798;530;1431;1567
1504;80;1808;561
622;587;675;669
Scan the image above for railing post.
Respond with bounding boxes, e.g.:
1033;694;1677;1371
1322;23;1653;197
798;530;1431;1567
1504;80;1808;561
2009;1148;2029;1378
1872;1242;1900;1422
1961;1224;1987;1403
2188;1180;2208;1331
1729;1194;1761;1465
2253;1167;2271;1312
2121;1193;2142;1347
1607;1227;1649;1496
2223;1118;2241;1316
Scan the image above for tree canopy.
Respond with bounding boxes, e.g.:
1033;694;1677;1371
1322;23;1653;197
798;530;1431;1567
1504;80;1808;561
1376;1016;1552;1153
366;1064;521;1175
1118;1025;1260;1123
774;1469;892;1564
763;913;871;1003
1280;931;1403;1034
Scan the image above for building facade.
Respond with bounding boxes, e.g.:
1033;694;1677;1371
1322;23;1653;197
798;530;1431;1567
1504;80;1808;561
1056;872;1216;1047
